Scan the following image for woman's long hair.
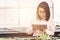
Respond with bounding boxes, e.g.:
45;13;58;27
37;2;50;21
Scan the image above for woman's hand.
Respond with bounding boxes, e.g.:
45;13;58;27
33;30;42;36
39;26;45;32
26;28;33;35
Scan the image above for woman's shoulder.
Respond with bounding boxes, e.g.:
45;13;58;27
48;17;55;23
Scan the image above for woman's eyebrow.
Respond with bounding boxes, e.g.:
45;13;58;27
39;10;45;13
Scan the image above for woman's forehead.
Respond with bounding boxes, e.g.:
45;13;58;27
38;7;45;12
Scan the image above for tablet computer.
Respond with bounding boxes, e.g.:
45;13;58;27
32;24;47;31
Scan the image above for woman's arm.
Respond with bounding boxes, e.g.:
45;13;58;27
45;28;55;35
45;18;56;35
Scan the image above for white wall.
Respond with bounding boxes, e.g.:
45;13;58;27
52;0;60;25
0;0;19;28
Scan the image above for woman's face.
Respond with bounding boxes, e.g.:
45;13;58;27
38;7;46;20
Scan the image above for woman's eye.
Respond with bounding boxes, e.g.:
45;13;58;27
40;11;45;13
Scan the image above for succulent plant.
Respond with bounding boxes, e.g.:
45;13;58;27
36;32;51;40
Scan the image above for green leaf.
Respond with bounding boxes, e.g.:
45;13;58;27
36;32;51;40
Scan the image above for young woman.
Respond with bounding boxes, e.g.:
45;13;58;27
27;2;56;36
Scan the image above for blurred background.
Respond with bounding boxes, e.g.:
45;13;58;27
0;0;60;40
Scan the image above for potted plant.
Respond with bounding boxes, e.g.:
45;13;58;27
36;28;51;40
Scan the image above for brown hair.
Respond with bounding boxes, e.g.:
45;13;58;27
37;2;50;21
